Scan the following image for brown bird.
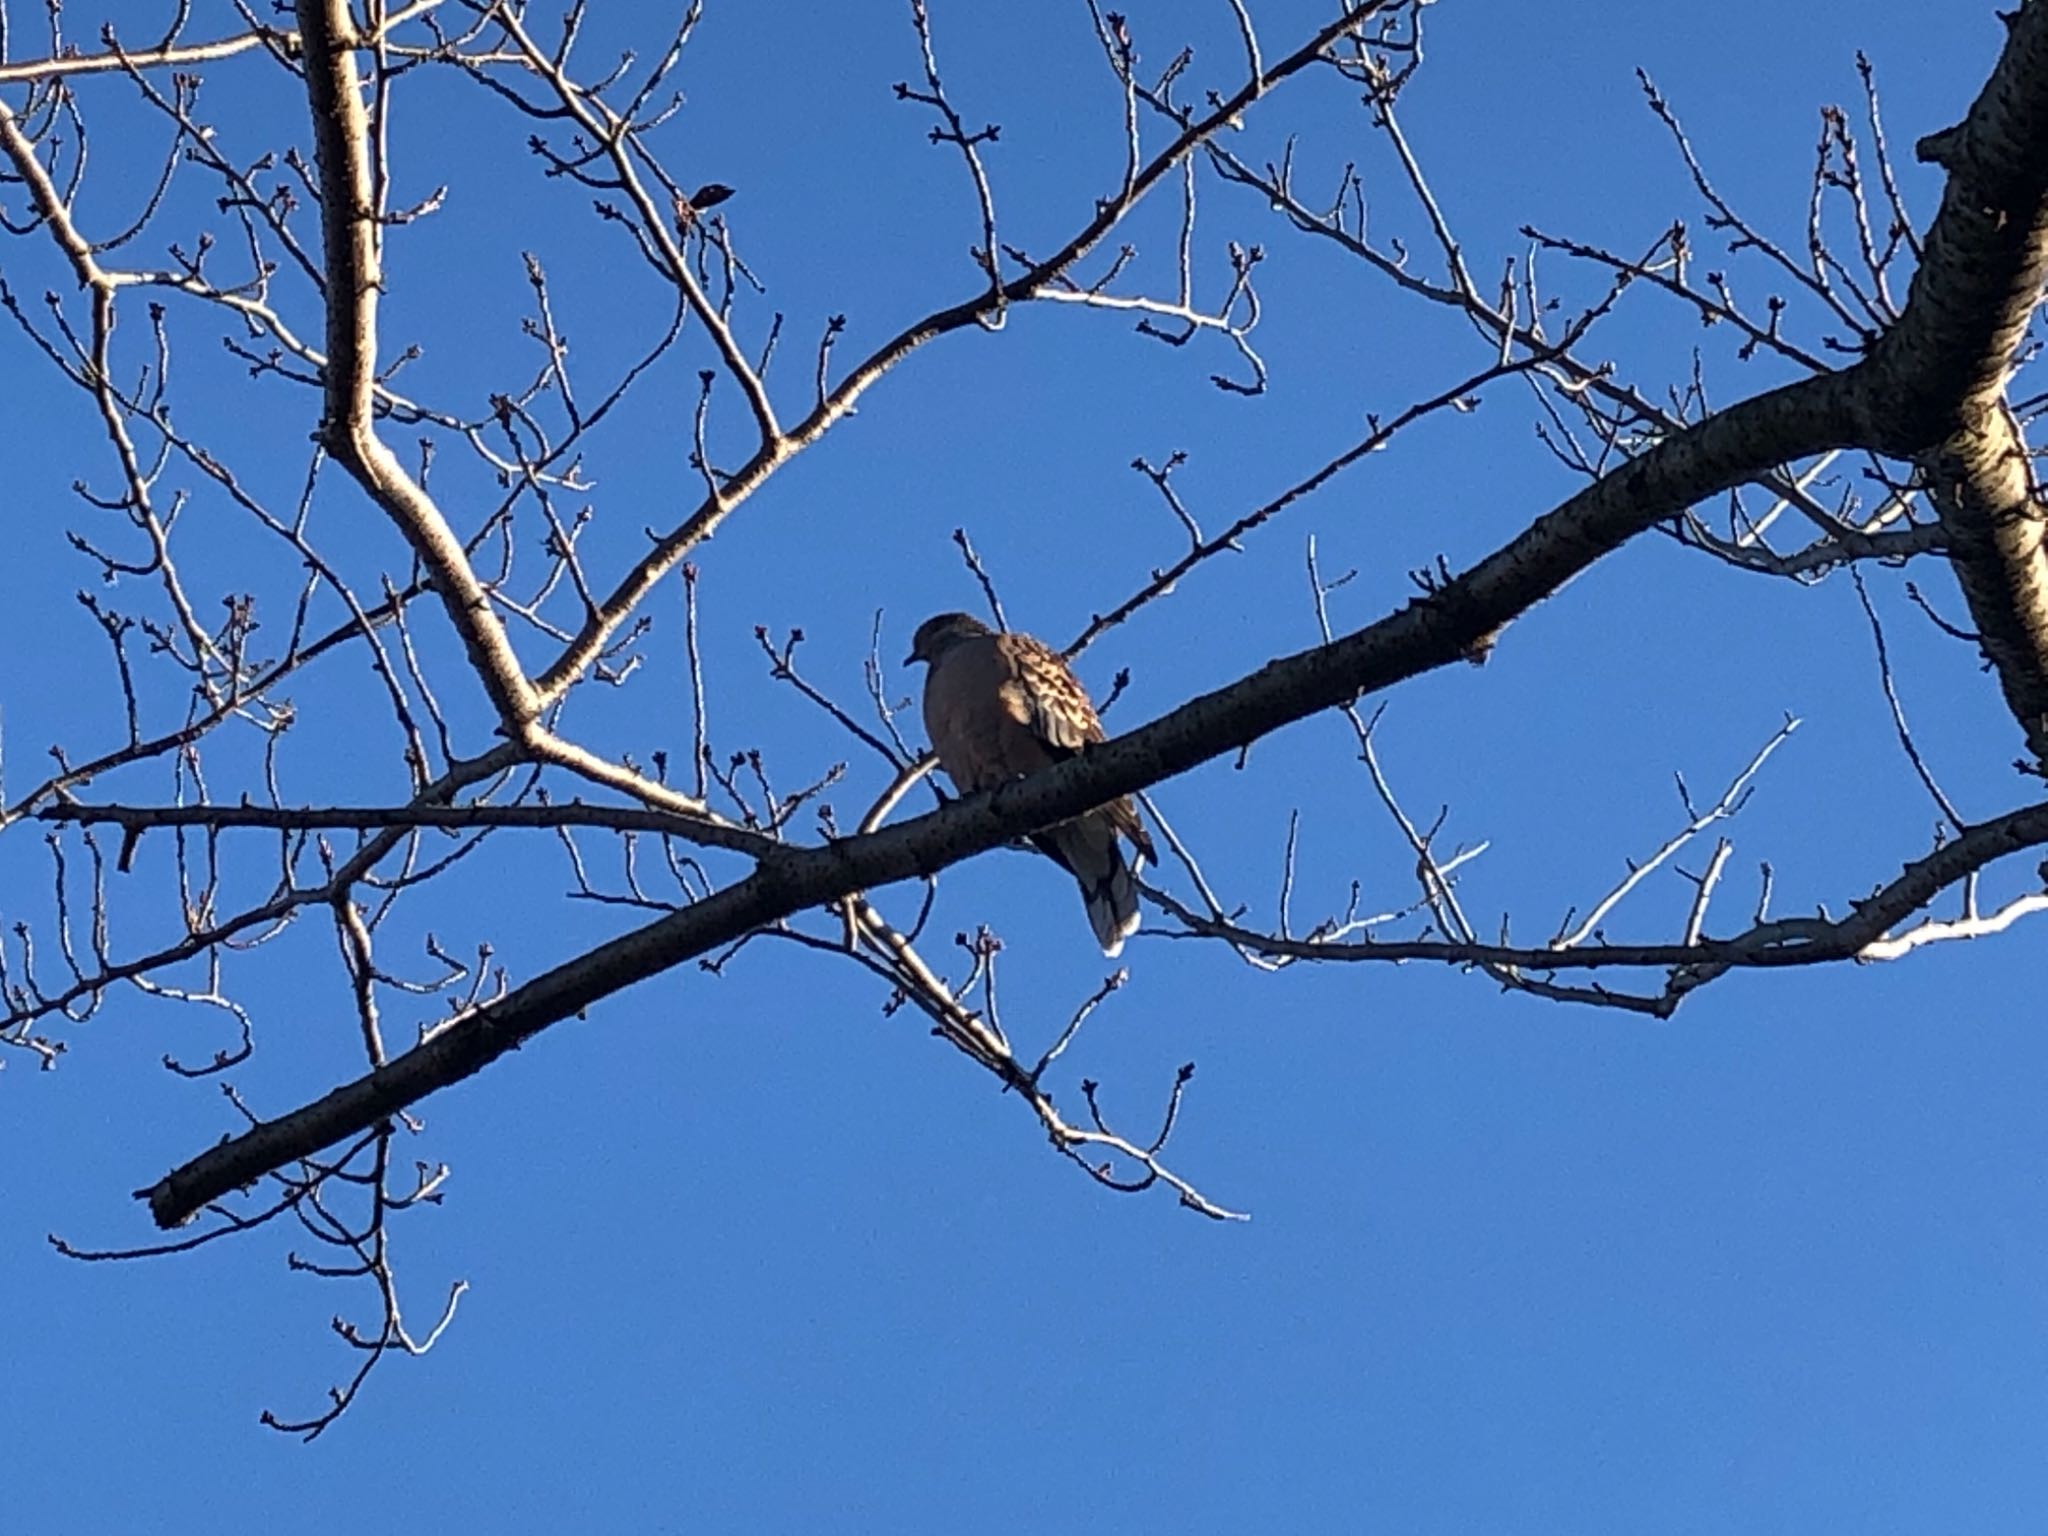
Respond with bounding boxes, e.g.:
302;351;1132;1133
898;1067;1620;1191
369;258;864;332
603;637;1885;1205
907;612;1155;956
671;183;735;236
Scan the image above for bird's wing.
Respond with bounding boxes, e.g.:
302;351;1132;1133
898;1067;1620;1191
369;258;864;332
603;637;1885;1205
998;634;1154;866
997;632;1105;756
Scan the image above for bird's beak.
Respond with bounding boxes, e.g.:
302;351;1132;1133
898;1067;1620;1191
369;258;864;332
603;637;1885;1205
902;647;918;667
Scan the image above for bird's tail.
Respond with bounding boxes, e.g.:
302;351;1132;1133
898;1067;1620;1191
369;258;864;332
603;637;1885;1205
1080;852;1142;959
1037;820;1143;958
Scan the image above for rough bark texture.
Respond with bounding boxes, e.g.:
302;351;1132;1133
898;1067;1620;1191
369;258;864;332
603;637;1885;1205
1870;5;2048;759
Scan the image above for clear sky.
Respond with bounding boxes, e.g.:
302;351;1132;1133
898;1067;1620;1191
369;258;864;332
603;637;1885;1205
1;3;2040;1532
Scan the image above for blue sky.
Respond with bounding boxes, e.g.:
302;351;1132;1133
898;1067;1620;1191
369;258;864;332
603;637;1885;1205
1;2;2040;1531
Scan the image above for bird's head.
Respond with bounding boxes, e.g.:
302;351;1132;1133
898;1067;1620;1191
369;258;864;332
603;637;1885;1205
904;611;993;668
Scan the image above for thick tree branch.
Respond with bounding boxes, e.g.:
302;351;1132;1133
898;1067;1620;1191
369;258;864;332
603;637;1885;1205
1872;2;2048;758
296;0;539;729
140;364;1859;1226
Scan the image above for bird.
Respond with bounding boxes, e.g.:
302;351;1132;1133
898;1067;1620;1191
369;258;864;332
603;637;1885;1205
906;611;1155;957
671;183;735;236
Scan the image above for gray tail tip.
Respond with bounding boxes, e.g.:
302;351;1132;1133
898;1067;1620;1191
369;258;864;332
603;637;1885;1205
1084;873;1142;958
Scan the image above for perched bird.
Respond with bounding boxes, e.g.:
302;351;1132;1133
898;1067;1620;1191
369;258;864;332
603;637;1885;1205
906;612;1155;957
671;183;735;236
